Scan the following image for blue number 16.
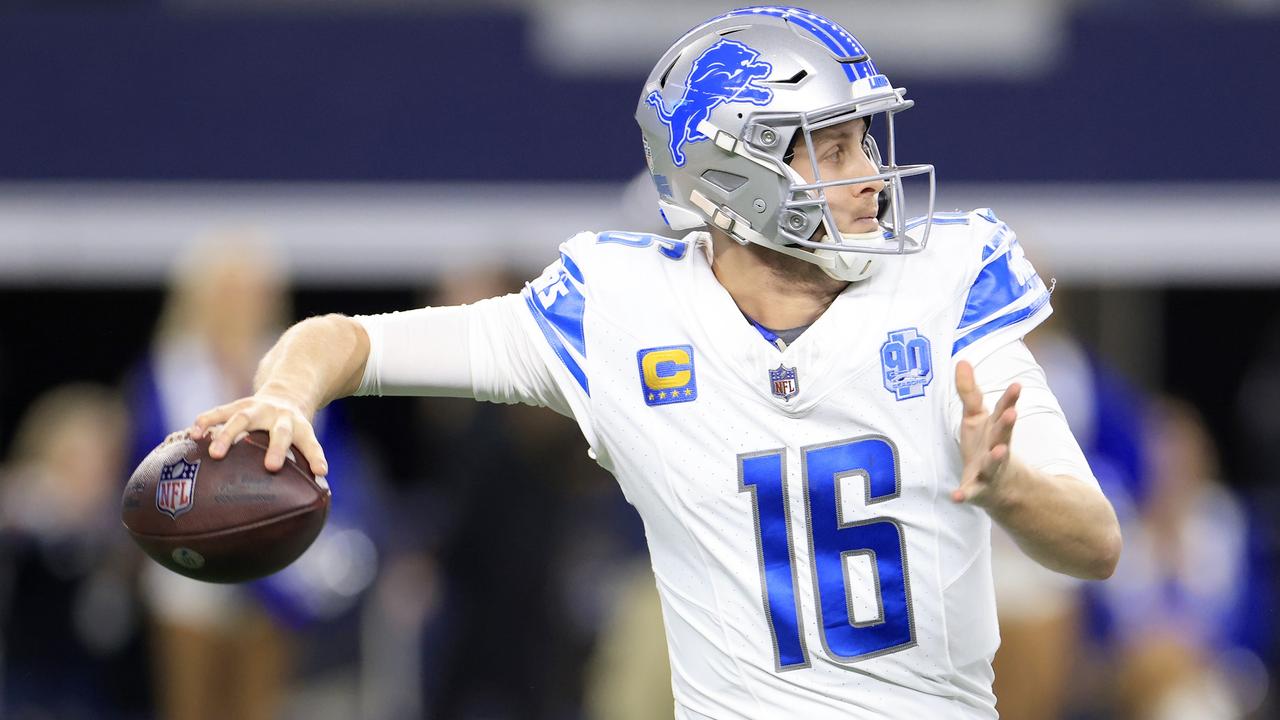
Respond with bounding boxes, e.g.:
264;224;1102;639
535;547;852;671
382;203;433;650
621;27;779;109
739;436;915;670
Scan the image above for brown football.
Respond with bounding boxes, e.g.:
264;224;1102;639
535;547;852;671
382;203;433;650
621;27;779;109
121;430;330;583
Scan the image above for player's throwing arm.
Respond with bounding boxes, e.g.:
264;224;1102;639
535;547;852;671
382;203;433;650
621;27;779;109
189;313;370;477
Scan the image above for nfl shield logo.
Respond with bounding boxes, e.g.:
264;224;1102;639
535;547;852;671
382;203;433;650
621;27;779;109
769;364;799;401
156;458;200;519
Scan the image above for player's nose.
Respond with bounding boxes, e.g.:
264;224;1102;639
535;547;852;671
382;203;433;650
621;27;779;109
851;150;885;195
836;169;883;202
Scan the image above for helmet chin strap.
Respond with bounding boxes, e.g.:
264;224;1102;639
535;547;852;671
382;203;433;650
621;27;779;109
814;228;884;282
799;227;884;283
732;221;882;283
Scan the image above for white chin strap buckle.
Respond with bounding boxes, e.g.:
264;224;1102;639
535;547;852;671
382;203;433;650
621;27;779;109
689;189;750;241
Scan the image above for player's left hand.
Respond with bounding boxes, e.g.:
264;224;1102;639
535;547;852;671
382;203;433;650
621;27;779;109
953;360;1021;507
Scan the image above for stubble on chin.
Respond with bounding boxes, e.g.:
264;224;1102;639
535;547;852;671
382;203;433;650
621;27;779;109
744;241;848;297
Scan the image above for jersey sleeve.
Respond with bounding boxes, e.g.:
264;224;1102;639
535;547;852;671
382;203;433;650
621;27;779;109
951;210;1053;366
351;231;600;448
353;304;473;398
518;233;593;401
352;298;572;406
508;232;599;445
948;339;1098;486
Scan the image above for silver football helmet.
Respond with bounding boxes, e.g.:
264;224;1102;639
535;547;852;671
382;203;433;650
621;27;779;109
636;6;935;282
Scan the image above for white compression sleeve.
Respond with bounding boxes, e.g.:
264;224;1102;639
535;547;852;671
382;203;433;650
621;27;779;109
465;294;574;416
352;294;572;416
353;305;473;398
949;340;1098;486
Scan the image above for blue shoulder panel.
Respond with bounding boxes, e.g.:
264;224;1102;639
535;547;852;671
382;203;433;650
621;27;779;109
524;250;589;395
957;238;1040;329
953;216;1051;355
952;292;1050;355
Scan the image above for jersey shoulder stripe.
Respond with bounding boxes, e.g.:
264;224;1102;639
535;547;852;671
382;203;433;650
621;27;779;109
903;210;971;233
523;240;592;395
953;209;1052;356
520;229;694;401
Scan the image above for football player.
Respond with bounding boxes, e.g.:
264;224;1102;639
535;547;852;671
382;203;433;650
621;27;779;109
190;7;1121;718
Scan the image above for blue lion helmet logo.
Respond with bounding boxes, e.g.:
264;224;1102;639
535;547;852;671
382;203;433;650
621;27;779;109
646;39;774;167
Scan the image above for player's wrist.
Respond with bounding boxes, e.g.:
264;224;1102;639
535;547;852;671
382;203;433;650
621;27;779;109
975;456;1034;517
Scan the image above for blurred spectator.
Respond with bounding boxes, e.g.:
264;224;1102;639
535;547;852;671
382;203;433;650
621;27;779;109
1095;396;1268;719
413;397;591;720
126;230;293;720
371;269;620;720
0;383;151;720
125;229;381;720
1234;316;1280;686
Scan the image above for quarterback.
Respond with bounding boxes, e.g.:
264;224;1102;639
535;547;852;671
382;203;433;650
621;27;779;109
191;6;1120;718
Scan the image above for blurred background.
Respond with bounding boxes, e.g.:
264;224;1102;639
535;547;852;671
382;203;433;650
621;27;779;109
0;1;1277;719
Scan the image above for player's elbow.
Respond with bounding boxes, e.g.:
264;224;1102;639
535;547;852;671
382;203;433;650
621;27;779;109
265;313;371;400
301;312;358;334
301;313;367;351
316;314;371;395
1087;522;1123;580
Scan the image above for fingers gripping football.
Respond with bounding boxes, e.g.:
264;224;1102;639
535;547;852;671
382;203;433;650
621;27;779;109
190;396;329;476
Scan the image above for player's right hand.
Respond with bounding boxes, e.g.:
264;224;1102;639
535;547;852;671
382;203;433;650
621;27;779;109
189;394;329;477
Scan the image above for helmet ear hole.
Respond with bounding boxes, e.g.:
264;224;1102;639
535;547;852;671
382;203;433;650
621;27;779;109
701;169;749;193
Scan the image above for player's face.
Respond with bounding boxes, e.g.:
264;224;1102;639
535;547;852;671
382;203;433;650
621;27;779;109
787;118;885;236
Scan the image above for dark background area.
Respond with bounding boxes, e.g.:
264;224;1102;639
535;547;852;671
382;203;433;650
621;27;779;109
0;9;1275;183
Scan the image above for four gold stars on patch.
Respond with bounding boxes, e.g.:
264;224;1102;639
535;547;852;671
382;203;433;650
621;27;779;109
646;388;695;402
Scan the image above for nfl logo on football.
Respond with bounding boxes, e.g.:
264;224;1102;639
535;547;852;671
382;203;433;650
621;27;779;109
157;458;199;519
769;365;799;402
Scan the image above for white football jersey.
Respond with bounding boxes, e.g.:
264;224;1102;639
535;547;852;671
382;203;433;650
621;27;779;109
518;209;1052;718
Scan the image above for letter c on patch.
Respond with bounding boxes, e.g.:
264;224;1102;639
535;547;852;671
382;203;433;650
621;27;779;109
642;348;692;390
